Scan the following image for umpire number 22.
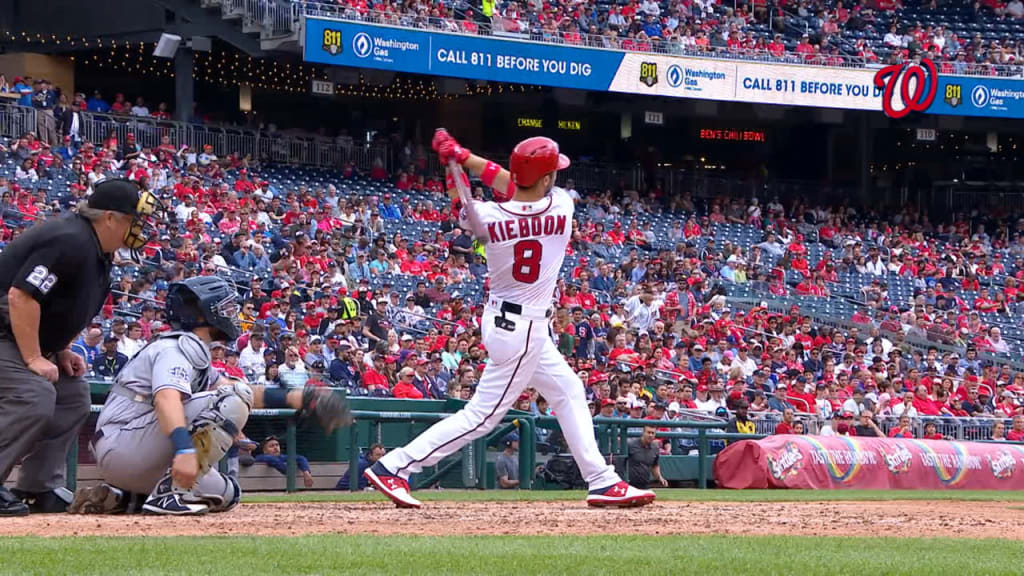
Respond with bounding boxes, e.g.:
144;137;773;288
26;265;58;294
513;240;542;283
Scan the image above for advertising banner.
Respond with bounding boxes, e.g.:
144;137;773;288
304;17;1024;119
304;17;624;92
929;75;1024;119
714;435;1024;490
609;54;882;111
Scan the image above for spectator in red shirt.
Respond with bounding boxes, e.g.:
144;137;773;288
888;415;914;438
795;34;815;59
462;10;479;33
1005;416;1024;441
362;354;390;392
392;367;424;399
774;408;796;434
912;385;943;416
922;422;945;441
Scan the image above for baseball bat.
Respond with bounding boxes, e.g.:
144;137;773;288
448;159;489;245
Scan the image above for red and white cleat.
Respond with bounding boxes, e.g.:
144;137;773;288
364;463;422;509
586;481;656;508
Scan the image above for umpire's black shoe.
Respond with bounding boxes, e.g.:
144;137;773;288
0;487;29;517
11;487;73;514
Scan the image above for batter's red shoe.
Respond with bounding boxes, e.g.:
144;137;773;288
586;482;656;508
364;463;422;509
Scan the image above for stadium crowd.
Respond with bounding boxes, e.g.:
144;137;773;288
1;71;1024;453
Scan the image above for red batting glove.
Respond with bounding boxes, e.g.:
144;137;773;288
439;140;471;165
431;128;453;153
433;129;470;164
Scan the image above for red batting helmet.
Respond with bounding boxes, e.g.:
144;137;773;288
509;137;570;188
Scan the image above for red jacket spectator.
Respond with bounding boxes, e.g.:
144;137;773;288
362;368;389;390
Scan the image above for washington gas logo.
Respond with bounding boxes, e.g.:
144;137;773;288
666;64;683;88
971;85;991;108
352;32;373;58
873;59;938;119
640;62;658;88
322;28;343;56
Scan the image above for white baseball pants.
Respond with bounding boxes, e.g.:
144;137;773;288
379;304;620;490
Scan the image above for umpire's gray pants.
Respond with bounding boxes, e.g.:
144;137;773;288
0;339;91;491
93;391;223;494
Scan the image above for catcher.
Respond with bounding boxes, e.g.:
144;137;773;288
68;276;350;515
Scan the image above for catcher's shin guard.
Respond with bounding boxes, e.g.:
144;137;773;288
186;471;241;513
190;387;251;477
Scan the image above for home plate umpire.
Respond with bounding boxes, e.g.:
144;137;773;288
0;178;162;516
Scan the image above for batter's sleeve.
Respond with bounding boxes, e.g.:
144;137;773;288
150;349;196;399
11;246;66;302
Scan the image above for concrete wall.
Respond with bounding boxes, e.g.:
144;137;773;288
0;53;75;96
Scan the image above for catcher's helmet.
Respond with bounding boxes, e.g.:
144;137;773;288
509;136;570;188
166;276;241;341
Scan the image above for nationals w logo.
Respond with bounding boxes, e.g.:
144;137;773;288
873;59;939;119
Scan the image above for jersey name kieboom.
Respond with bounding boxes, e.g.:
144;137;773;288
486;214;568;244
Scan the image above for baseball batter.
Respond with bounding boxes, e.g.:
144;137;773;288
68;276;350;515
365;130;656;508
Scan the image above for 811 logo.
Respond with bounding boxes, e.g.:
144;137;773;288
639;62;659;88
322;28;342;56
944;84;962;108
873;59;938;119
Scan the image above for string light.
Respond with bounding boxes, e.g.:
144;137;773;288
8;30;543;99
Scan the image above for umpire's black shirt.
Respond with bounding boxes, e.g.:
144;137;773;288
0;214;111;354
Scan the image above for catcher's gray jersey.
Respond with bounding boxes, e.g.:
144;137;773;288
96;332;218;431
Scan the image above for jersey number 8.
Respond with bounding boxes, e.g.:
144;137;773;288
26;265;58;295
512;240;542;284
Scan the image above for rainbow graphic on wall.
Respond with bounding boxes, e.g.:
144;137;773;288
910;440;970;486
799;436;864;483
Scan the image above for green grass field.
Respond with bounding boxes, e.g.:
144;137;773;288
5;533;1024;576
8;489;1024;575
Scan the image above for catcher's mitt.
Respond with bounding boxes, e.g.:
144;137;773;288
300;385;352;433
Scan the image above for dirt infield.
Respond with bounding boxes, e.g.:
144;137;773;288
3;499;1022;539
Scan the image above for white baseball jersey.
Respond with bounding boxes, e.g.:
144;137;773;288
463;187;572;308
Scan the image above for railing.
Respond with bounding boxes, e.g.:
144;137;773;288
240;0;301;37
0;101;391;173
0;103;36;141
65;400;1020;493
293;3;1024;78
342;410;535;491
72;405;534;493
876;414;1011;442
